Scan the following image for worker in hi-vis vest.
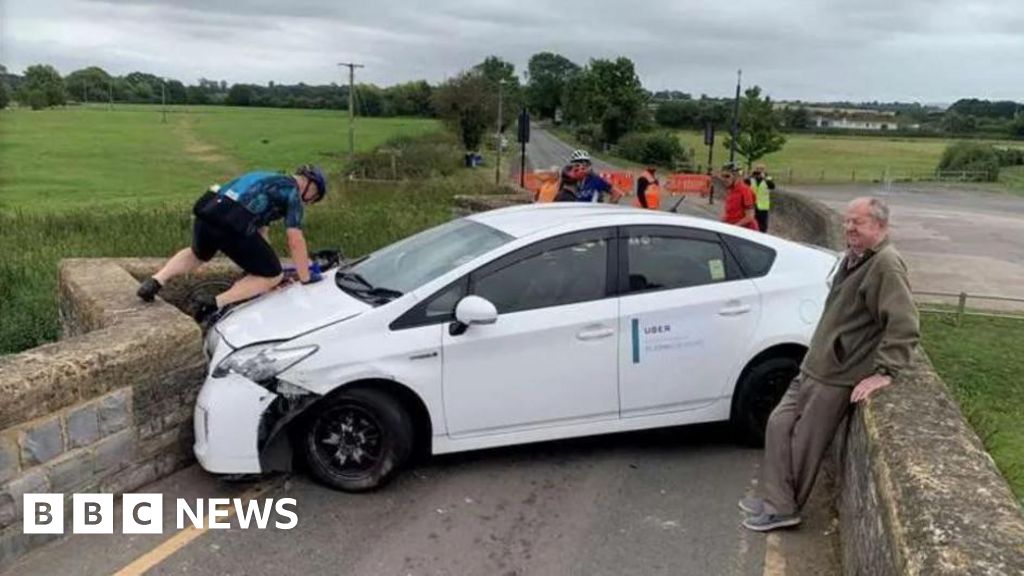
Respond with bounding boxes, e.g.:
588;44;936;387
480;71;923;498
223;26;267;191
750;163;776;233
633;166;661;210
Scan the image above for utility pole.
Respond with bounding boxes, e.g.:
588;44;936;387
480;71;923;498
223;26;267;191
338;62;365;161
108;77;113;111
161;80;167;123
729;69;741;164
495;79;504;186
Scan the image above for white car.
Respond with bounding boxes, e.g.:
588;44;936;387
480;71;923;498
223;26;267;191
195;204;838;491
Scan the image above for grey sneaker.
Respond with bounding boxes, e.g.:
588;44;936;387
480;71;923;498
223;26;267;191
738;497;765;516
742;512;802;532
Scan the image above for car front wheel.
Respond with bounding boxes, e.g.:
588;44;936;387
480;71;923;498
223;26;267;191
302;387;413;492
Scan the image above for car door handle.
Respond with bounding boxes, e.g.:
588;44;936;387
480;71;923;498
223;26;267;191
576;327;614;341
718;304;752;316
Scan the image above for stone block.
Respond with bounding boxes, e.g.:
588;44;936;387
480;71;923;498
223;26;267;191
94;429;136;474
65;404;100;449
0;436;18;484
47;449;96;493
19;418;64;467
4;467;50;522
0;492;15;529
100;462;157;495
98;389;131;436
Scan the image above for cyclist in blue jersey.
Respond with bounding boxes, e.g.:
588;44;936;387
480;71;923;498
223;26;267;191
137;165;327;322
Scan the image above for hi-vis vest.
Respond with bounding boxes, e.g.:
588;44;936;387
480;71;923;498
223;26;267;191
633;171;661;210
751;178;771;210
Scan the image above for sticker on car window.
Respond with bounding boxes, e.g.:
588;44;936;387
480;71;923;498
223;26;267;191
709;259;725;281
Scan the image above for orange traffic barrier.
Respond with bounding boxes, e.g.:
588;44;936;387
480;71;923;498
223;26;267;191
663;174;712;196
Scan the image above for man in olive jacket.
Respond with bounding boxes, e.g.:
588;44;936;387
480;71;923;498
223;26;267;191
740;196;921;531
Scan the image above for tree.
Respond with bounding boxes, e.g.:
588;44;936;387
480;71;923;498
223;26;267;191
17;64;65;108
65;66;111;103
1010;116;1024;139
472;56;522;129
0;78;8;110
226;84;254;106
562;57;649;144
655;100;701;129
165;80;187;104
782;106;811;130
724;86;787;169
525;52;580;120
433;70;495;151
943;111;977;134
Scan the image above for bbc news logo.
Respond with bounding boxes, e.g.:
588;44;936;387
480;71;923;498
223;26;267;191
23;494;298;534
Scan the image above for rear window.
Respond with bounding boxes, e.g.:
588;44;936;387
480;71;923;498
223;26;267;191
721;234;777;278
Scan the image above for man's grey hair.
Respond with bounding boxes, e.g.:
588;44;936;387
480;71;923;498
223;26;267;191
851;197;890;226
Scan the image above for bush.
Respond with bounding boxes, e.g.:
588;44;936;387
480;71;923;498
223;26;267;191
348;132;462;179
573;123;602;149
616;131;689;168
937;141;1000;181
995;146;1024;167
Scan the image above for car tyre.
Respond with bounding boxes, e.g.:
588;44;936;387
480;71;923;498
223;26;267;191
302;387;413;492
732;355;801;446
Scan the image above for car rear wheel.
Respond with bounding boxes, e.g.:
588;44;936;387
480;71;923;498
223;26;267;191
302;387;413;492
732;356;801;446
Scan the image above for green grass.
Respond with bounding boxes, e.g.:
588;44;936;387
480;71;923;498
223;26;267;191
675;131;1024;185
0;104;440;211
921;313;1024;501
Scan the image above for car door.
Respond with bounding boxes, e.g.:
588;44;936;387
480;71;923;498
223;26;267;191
441;228;620;437
618;225;761;418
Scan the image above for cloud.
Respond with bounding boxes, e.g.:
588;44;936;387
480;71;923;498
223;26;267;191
2;0;1022;101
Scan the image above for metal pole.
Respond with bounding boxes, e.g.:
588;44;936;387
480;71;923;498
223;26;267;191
520;140;526;188
730;69;741;164
108;78;113;111
338;62;365;163
495;80;503;186
161;81;166;123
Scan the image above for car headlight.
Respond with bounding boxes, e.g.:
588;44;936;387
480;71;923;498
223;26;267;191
212;342;318;383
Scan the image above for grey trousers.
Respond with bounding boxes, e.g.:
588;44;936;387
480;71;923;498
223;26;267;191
761;374;852;516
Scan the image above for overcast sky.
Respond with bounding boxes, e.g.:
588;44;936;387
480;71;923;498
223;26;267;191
2;0;1022;103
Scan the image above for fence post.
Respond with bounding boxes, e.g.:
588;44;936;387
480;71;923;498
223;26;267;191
956;292;967;327
851;169;856;182
787;168;793;184
819;169;825;181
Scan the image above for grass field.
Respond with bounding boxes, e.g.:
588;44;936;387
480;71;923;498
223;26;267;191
675;131;1024;188
921;313;1024;501
0;104;440;211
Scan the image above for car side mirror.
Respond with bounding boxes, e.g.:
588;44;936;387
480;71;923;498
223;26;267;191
450;296;498;336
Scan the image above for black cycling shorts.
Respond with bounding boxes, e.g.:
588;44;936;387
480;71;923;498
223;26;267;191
191;219;283;278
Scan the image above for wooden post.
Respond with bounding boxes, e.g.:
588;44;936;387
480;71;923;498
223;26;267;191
787;167;793;183
956;292;967;327
851;169;856;182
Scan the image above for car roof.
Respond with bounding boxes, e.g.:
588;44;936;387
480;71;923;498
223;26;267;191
467;203;717;239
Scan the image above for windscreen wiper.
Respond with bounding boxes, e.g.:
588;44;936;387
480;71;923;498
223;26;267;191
335;271;403;302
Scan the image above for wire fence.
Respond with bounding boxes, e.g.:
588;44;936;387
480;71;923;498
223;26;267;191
915;291;1024;326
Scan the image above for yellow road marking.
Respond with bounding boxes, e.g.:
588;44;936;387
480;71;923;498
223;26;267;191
763;532;786;576
111;482;277;576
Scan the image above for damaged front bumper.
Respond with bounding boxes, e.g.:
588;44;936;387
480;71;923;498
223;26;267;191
194;373;319;475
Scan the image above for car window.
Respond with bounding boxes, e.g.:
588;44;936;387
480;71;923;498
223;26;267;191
626;233;731;293
473;236;609;314
721;234;777;278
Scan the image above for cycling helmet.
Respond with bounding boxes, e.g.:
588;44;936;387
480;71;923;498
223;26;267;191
569;149;591;164
297;164;327;202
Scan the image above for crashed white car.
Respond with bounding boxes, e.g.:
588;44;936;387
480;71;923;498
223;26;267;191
195;203;838;491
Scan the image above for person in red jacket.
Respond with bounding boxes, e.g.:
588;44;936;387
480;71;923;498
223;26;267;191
720;163;760;231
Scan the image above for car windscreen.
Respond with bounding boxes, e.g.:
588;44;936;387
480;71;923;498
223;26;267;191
341;218;514;295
